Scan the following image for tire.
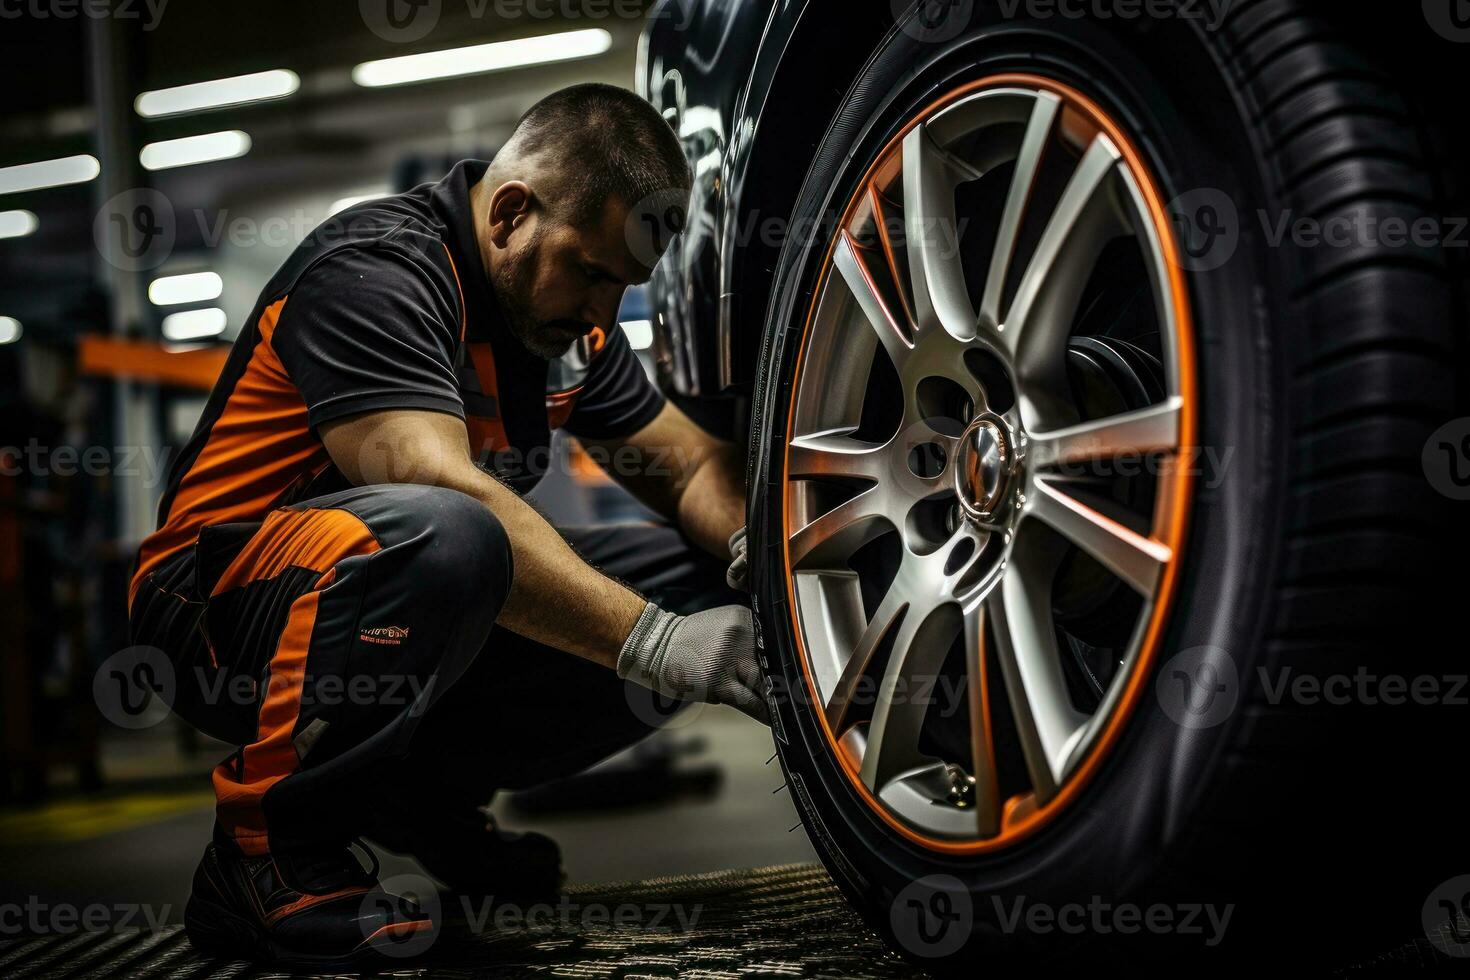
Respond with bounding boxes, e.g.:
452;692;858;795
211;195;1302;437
747;0;1463;970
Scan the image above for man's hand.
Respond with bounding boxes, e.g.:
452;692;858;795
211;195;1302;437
617;602;769;725
726;526;749;591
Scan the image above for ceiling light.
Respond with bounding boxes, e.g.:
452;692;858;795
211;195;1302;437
149;271;223;306
0;155;100;195
0;317;22;344
140;131;251;172
0;210;38;239
352;28;612;88
135;70;300;118
161;307;227;341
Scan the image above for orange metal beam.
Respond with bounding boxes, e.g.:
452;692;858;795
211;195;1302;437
78;336;227;391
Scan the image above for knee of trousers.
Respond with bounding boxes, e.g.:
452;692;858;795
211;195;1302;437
400;485;512;603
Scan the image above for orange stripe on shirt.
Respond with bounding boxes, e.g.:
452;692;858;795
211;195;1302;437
130;297;329;608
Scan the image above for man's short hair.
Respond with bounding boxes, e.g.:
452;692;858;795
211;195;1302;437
509;82;691;229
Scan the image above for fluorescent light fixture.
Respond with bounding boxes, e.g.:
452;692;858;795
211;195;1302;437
352;28;612;88
135;70;300;118
0;210;38;239
327;192;388;216
140;131;251;172
0;317;21;344
0;155;100;195
149;271;222;306
621;318;653;351
161;307;227;341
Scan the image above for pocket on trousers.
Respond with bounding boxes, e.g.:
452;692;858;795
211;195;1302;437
130;568;255;745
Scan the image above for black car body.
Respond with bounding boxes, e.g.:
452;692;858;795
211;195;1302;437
638;0;1464;403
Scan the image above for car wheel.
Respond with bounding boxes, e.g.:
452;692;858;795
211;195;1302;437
747;0;1461;969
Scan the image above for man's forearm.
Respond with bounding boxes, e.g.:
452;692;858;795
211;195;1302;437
676;443;746;559
323;409;645;668
468;475;646;668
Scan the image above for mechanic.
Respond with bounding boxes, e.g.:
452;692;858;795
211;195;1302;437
126;83;764;966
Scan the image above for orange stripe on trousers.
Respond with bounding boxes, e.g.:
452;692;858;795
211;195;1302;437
210;508;380;854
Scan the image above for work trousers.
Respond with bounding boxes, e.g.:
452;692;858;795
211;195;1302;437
128;483;736;855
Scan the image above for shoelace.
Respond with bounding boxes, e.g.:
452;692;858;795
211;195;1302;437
285;837;381;893
349;837;381;881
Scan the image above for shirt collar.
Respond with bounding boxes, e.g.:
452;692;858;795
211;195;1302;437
429;159;501;345
428;159;552;461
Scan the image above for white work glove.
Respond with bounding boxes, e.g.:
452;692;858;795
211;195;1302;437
726;526;749;591
617;602;769;725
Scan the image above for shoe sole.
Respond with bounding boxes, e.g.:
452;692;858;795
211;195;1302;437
185;893;434;969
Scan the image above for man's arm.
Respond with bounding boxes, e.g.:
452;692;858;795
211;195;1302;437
322;408;644;668
579;401;745;559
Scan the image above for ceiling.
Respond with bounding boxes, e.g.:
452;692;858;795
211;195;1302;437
0;0;656;340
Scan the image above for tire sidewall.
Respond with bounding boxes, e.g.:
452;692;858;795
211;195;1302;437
749;4;1292;963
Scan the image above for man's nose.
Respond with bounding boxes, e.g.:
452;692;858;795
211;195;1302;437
583;286;625;331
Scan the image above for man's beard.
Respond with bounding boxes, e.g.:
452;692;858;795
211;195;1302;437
492;228;588;359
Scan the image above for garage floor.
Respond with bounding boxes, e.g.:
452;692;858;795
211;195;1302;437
2;672;1461;978
0;863;920;980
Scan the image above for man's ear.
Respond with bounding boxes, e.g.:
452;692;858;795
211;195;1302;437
487;180;534;247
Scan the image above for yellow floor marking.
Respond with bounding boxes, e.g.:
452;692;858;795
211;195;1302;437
0;791;214;845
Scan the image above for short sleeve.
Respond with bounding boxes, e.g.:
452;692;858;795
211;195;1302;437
561;323;667;440
272;246;465;429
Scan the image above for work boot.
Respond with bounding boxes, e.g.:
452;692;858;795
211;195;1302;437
184;827;434;967
365;802;564;902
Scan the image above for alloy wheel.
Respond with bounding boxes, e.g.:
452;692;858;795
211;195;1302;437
781;75;1197;850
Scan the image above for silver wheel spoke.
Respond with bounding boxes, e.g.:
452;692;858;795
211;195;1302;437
834;231;914;370
963;602;1002;836
860;602;955;793
979;92;1061;333
1003;136;1126;424
1029;397;1183;471
825;579;909;732
1028;477;1172;595
789;429;887;481
789;487;889;571
988;536;1088;801
903;123;979;344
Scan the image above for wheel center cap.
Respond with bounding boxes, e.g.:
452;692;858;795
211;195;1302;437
955;414;1014;524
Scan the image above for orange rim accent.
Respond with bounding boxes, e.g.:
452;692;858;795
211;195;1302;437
780;73;1198;855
